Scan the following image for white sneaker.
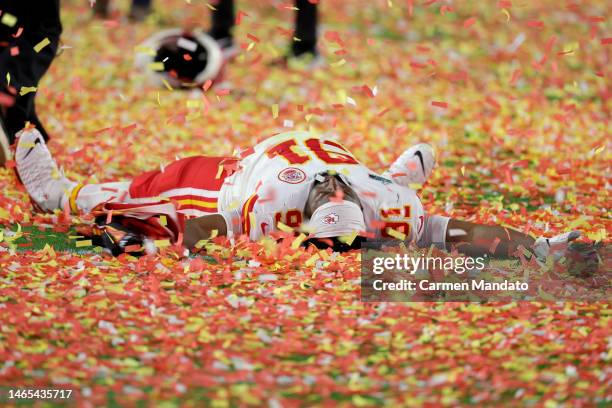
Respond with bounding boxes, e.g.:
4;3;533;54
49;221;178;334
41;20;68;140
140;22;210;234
15;128;76;212
384;143;436;186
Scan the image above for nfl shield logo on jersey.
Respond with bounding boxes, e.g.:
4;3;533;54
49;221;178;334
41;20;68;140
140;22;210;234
322;212;339;225
278;167;307;184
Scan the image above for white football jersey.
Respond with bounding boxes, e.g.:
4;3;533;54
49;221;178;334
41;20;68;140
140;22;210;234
218;131;426;242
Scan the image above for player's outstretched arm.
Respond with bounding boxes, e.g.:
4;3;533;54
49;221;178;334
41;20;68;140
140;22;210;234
445;218;585;262
445;219;536;258
184;214;228;249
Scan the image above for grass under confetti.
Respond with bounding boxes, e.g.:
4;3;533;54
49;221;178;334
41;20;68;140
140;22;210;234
0;0;610;406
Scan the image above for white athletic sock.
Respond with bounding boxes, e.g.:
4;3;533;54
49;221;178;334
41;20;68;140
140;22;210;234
71;181;132;213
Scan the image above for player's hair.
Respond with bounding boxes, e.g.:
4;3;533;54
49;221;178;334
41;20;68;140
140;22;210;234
302;236;365;253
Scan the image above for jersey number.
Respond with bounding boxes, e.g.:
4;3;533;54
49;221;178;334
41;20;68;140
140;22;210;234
380;205;411;238
266;138;359;165
275;210;303;228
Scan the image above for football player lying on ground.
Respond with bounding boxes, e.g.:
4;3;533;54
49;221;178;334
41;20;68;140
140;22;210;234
15;127;591;264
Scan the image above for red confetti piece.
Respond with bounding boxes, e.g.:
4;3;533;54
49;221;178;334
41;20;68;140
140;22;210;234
246;33;260;43
12;26;22;38
0;92;15;107
440;5;454;14
463;17;477;28
527;20;544;28
485;96;501;110
509;68;522;85
235;10;249;25
431;101;448;108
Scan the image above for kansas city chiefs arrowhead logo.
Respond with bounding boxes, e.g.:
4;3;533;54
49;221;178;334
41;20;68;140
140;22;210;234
278;167;306;184
322;212;339;225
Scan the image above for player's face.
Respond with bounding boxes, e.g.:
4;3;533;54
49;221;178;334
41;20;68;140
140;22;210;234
304;174;361;218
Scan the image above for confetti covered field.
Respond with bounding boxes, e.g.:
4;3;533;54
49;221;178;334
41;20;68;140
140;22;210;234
1;0;611;406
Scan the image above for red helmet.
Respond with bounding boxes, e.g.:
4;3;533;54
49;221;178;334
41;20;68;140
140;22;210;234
135;29;223;88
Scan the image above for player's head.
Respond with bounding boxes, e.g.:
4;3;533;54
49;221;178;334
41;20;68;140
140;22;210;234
303;172;366;251
304;172;361;218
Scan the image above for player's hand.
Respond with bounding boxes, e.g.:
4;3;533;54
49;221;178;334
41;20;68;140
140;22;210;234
533;231;580;262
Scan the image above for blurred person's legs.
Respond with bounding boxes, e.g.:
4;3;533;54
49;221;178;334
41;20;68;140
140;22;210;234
92;0;152;21
0;0;62;165
129;0;153;22
208;0;236;54
92;0;110;18
209;0;234;41
209;0;318;59
292;0;318;57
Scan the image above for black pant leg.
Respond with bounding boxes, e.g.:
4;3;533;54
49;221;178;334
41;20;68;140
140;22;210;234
0;0;62;142
292;0;318;56
209;0;235;40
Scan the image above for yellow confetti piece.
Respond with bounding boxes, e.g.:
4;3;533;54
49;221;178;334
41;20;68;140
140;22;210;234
134;45;156;55
331;59;346;67
156;92;161;105
501;9;510;22
149;62;165;71
186;100;200;108
19;86;37;96
291;233;307;249
206;3;217;10
338;230;359;245
305;254;320;267
593;145;605;155
276;222;293;233
6;73;10;87
266;43;280;58
272;104;279;119
385;228;406;241
408;183;422;190
154;239;170;248
159;215;167;226
583;228;604;241
337;89;347;105
215;165;224;179
246;42;255;52
161;79;173;91
461;166;466;176
1;13;17;27
34;38;51;53
76;240;92;247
